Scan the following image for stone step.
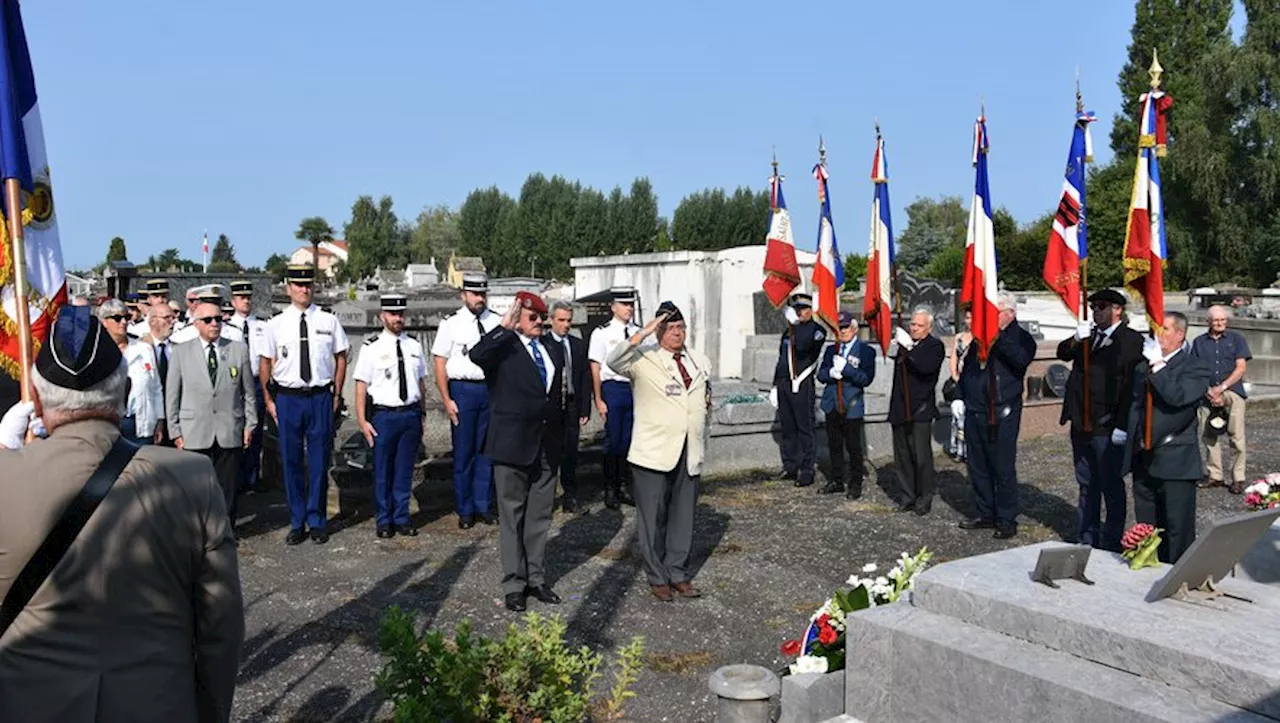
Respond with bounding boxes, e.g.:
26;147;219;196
843;601;1271;723
909;542;1280;719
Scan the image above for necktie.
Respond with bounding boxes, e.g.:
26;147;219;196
157;343;168;387
299;314;312;383
476;314;486;338
836;344;846;415
396;338;408;402
673;352;692;389
562;337;574;395
1092;330;1105;350
207;343;218;384
530;340;547;389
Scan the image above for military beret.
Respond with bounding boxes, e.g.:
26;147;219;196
656;300;683;323
515;291;548;315
1088;289;1127;307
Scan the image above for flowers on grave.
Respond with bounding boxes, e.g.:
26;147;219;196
1121;523;1163;570
779;547;933;675
1243;474;1280;511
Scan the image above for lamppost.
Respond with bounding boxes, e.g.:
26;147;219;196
529;253;538;278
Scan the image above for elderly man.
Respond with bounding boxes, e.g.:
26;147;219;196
1056;289;1144;551
0;307;243;722
888;307;946;515
544;300;593;513
958;292;1037;539
816;311;876;499
470;292;565;612
607;301;711;602
1129;312;1212;563
773;293;827;488
1193;305;1252;494
98;298;163;445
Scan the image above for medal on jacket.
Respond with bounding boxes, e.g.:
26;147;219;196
230;366;239;378
281;346;289;358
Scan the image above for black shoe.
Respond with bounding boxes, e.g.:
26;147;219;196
781;470;798;481
959;518;995;530
793;477;814;488
395;525;418;537
846;483;863;500
525;585;562;605
897;500;917;513
818;481;845;495
285;528;307;546
504;592;527;612
481;514;498;526
993;526;1018;540
376;526;394;539
458;515;475;529
603;487;620;510
914;500;932;516
311;530;329;545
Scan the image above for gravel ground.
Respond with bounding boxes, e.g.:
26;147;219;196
231;407;1280;722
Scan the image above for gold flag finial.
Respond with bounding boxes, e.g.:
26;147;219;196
1076;67;1084;113
1149;48;1163;90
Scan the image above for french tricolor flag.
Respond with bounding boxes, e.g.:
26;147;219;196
863;133;895;354
1122;85;1171;331
960;114;1000;363
762;163;801;308
1043;110;1095;319
811;148;843;330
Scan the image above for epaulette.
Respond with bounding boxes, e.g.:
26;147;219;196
597;321;610;330
365;333;379;345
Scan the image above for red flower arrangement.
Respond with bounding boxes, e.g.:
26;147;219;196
1121;523;1162;570
779;639;802;657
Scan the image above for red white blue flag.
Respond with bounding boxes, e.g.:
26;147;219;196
762;162;801;307
960;114;999;363
1123;84;1171;332
863;133;895;354
811;145;844;330
1043;110;1096;319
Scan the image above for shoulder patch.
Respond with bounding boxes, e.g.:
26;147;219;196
365;333;379;345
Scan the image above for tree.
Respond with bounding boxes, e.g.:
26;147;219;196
669;186;768;251
622;177;659;254
409;204;461;269
208;233;240;273
843;253;867;288
106;236;127;264
264;253;289;282
343;195;403;281
458;186;517;269
295;216;335;274
894;197;968;272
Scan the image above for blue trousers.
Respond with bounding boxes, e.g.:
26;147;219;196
449;380;492;517
373;408;422;527
1072;430;1127;550
238;382;266;491
965;405;1022;528
601;381;634;457
276;389;334;532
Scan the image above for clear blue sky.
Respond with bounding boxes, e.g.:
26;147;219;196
26;1;1168;271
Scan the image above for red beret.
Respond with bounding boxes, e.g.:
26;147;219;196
514;291;547;314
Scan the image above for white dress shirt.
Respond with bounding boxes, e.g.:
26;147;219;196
122;339;163;437
221;312;267;376
431;305;499;381
353;330;427;406
261;304;350;389
588;317;639;383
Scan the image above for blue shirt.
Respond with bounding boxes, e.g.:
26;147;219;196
1191;330;1251;398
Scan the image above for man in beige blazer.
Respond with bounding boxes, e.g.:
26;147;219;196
607;301;711;603
0;308;243;723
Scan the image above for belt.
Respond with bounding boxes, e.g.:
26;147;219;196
373;403;422;414
602;379;630;385
449;379;485;384
274;383;333;397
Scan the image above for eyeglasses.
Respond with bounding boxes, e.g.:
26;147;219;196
525;312;547;321
103;314;128;323
194;315;222;324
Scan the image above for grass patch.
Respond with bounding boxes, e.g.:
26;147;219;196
646;650;715;674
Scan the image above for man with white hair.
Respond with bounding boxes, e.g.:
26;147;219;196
1192;305;1251;494
957;292;1036;539
888;307;945;515
816;310;876;499
0;306;243;722
98;298;163;445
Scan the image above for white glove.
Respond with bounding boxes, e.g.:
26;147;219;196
831;355;847;373
1075;322;1092;341
829;365;844;380
1142;337;1162;365
1110;428;1128;446
783;306;799;325
894;327;915;350
950;399;965;418
0;402;35;449
768;387;778;409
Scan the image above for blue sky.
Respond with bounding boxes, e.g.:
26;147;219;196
25;1;1182;270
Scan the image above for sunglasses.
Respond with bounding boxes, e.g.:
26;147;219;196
103;314;128;323
525;312;547;321
194;315;222;324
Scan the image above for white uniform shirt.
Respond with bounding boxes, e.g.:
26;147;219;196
221;313;267;376
588;317;639;383
122;340;163;436
169;319;198;345
430;306;499;381
261;304;350;389
353;330;427;406
127;317;149;338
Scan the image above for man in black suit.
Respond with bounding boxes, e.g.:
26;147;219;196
544;300;593;513
773;293;827;487
469;291;565;612
1056;288;1144;551
958;293;1037;539
889;308;946;515
1128;312;1212;563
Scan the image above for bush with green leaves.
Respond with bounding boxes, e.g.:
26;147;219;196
376;607;644;722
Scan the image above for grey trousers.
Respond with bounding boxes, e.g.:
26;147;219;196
631;448;699;586
494;449;557;595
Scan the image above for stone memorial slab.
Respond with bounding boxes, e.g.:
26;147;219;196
1146;507;1280;602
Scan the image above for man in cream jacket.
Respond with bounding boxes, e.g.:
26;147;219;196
606;301;711;603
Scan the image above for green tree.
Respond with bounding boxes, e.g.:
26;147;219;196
408;204;461;269
843;253;868;288
264;253;289;282
343;195;403;281
458;186;517;269
106;236;127;264
622;177;659;254
1231;0;1280;286
895;197;968;272
295;216;335;274
208;233;240;273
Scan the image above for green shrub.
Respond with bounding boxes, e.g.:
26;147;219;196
375;607;644;722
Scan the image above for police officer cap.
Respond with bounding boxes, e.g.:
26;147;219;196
610;286;637;304
220;300;234;314
380;294;408;312
285;264;316;284
461;272;488;293
35;306;123;391
145;278;169;295
514;291;548;315
230;280;254;296
838;310;856;328
790;293;814;309
655;300;683;323
1088;289;1127;307
124;292;141;305
195;284;225;304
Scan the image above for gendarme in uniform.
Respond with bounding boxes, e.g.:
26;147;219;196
261;264;350;545
588;286;640;509
221;280;269;494
128;278;182;338
431;271;500;528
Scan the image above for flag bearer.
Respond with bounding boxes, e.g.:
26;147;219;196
773;293;826;487
588;286;640;509
355;294;427;539
222;279;268;494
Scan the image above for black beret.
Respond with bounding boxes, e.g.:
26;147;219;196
656;300;683;323
1088;289;1127;307
36;306;123;391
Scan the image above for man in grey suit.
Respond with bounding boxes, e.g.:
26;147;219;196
167;301;259;527
1126;311;1212;564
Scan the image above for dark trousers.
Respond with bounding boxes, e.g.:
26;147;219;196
372;408;423;528
778;379;816;481
449;380;493;517
560;413;581;499
276;389;334;532
1133;470;1197;563
631;447;698;586
494;448;557;595
1071;431;1127;550
238;383;266;491
824;413;865;485
965;405;1022;528
196;442;244;524
892;421;934;506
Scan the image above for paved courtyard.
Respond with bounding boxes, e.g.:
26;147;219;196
231;407;1280;722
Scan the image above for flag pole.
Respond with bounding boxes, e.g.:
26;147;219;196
5;178;33;403
880;119;911;423
1143;50;1165;452
1077;72;1093;435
